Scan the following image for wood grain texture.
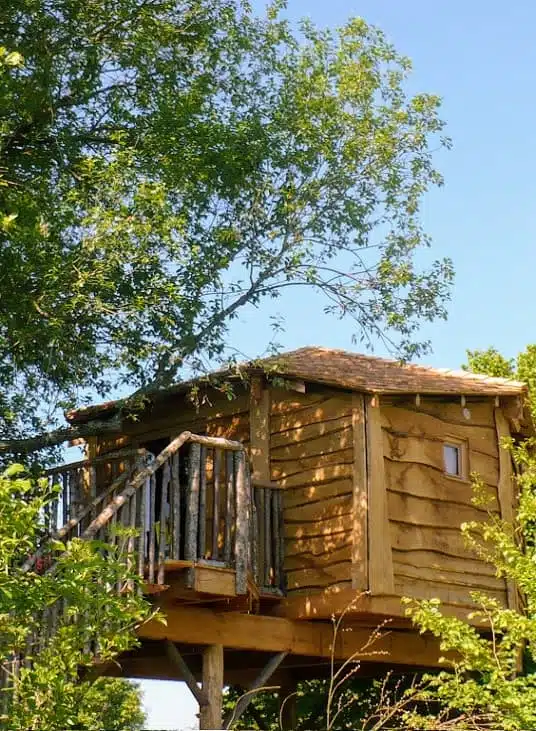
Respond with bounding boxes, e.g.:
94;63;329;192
367;396;395;594
387;491;496;530
494;407;518;611
250;377;271;482
381;405;498;457
383;430;499;485
351;393;368;590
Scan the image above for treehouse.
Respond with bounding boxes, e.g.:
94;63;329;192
44;347;530;728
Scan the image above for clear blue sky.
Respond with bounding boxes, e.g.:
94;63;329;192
141;1;536;727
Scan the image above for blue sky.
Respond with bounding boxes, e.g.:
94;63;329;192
141;1;536;727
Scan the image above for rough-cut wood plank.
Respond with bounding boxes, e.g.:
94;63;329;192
392;548;497;577
285;533;352;558
394;576;505;606
270;428;353;463
185;443;201;562
285;494;352;523
286;560;352;591
141;604;446;667
250;377;271;482
383;397;496;428
384;461;499;509
387;491;496;530
194;565;237;597
270;396;353;435
271;416;352;449
381;405;498;458
383;430;499;485
351;393;367;590
494;407;518;611
270;390;333;416
234;451;249;594
393;560;505;592
200;644;224;730
390;521;482;560
367;396;394;594
284;513;352;539
271;449;353;478
285;543;352;571
212;450;221;560
283;479;353;510
274;463;353;490
198;446;207;558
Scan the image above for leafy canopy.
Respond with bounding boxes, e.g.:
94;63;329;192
0;464;152;730
0;0;452;445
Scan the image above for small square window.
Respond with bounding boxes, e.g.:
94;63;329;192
444;443;462;477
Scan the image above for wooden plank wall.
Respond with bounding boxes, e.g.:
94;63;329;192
270;388;355;595
380;396;508;607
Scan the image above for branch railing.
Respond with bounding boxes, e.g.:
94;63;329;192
39;433;284;595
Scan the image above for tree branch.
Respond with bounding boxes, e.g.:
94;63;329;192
0;415;122;454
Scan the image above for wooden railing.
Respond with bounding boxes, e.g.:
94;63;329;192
39;433;285;595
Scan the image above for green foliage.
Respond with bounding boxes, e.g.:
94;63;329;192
0;465;152;730
0;0;452;448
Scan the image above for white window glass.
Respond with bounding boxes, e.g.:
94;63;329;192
444;444;461;476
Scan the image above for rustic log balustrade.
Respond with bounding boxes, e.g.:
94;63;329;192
38;433;285;595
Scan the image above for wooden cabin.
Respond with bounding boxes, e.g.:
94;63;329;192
53;347;529;728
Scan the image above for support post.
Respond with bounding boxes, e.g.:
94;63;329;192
200;644;224;730
366;394;394;594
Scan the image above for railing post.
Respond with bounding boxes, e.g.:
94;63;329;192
234;450;249;595
185;443;201;564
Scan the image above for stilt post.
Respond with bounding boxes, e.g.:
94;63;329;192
200;644;224;730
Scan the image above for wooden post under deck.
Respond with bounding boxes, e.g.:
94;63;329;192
199;644;224;730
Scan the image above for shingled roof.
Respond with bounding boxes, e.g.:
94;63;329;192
260;347;527;396
66;346;527;424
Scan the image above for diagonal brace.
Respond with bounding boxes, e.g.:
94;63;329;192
224;651;288;729
165;640;208;707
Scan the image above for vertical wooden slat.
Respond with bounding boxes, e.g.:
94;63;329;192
185;443;201;562
366;394;394;594
198;446;207;559
251;492;258;585
212;450;221;560
158;462;170;584
171;452;181;560
138;476;148;579
256;487;265;587
264;488;271;587
495;407;519;612
148;473;157;584
89;464;97;523
278;489;285;592
223;451;234;565
272;489;281;589
351;393;368;590
62;471;69;526
127;491;136;591
235;450;248;594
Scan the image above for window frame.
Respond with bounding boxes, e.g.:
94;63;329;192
442;437;469;482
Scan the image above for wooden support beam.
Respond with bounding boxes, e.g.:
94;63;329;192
164;640;207;707
494;407;519;612
200;644;224;730
366;395;395;594
224;651;288;729
250;376;271;483
140;605;446;667
351;393;368;590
